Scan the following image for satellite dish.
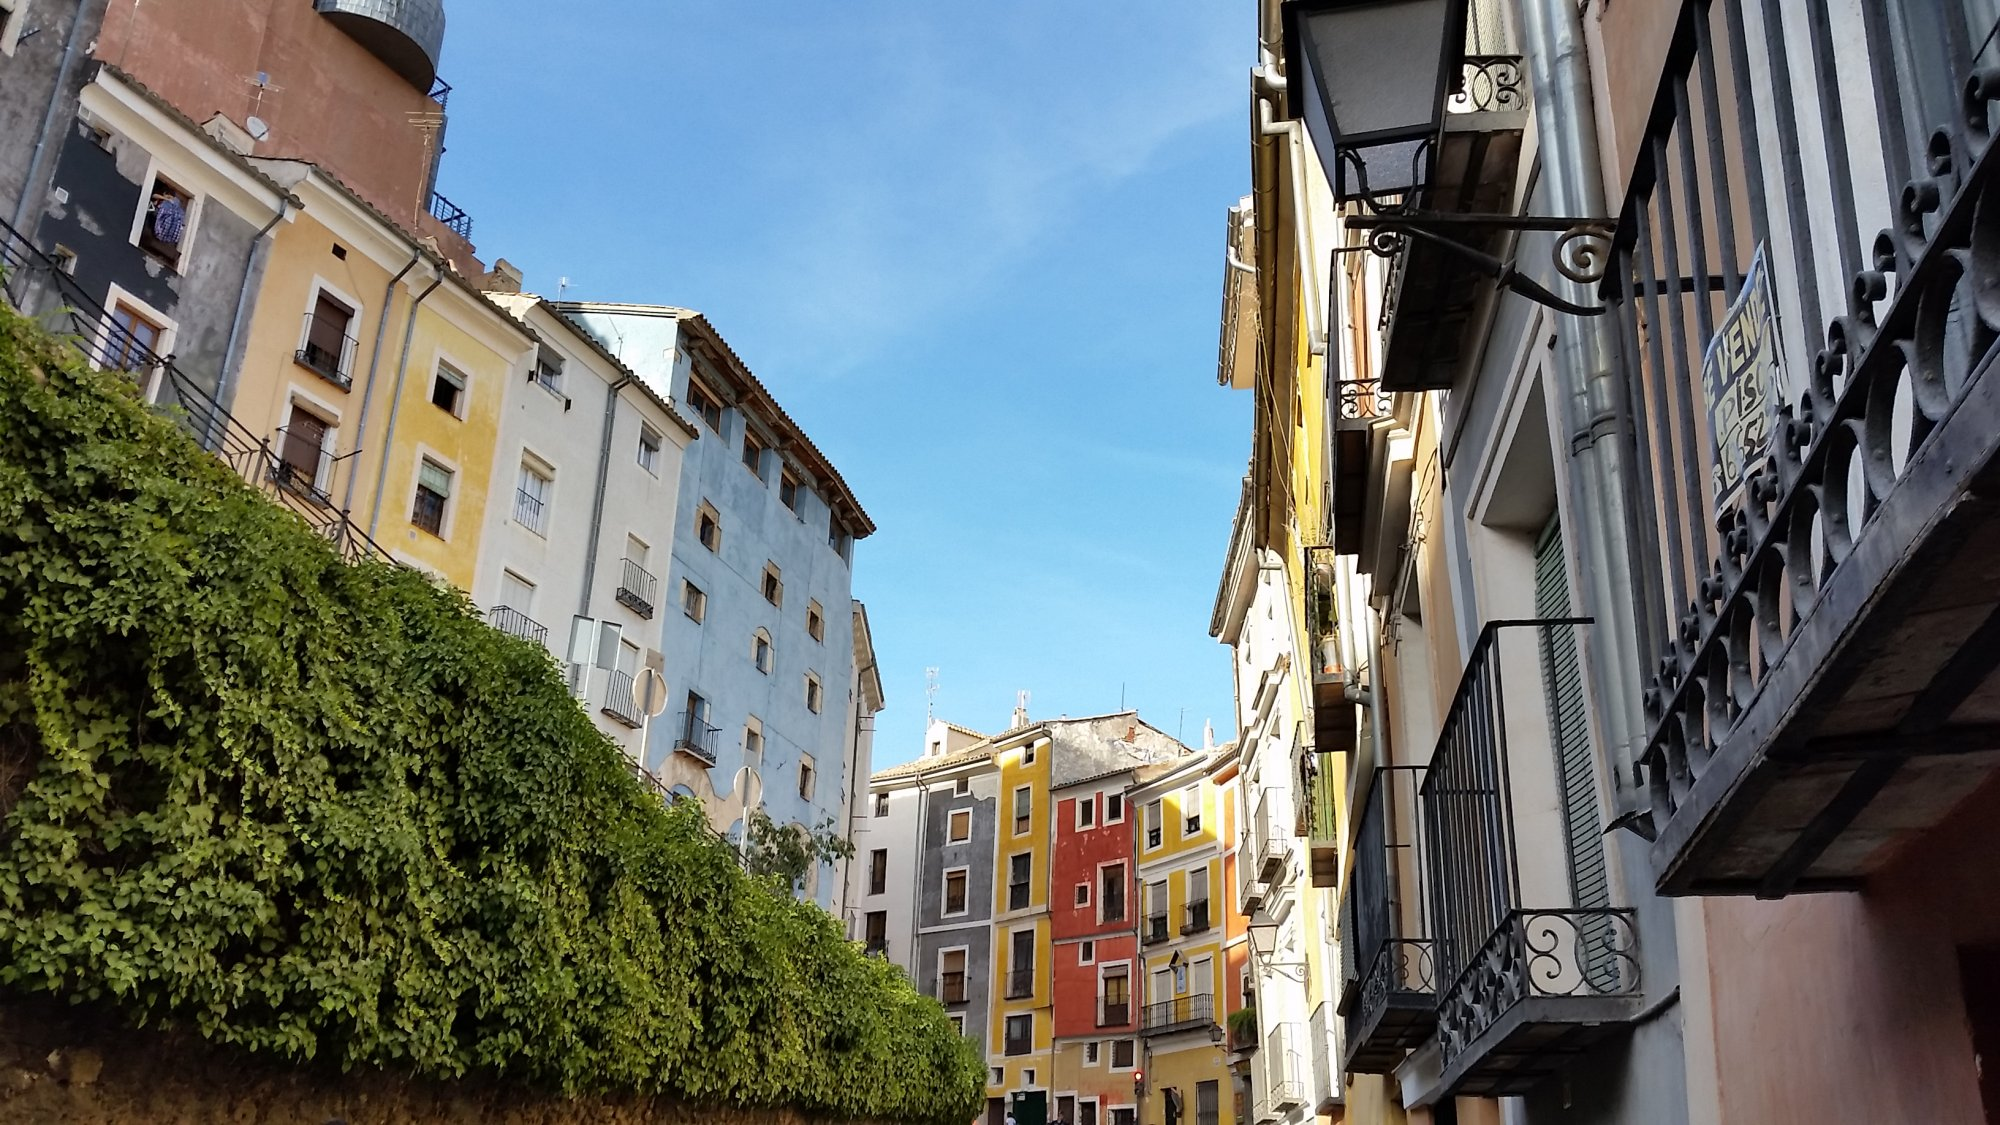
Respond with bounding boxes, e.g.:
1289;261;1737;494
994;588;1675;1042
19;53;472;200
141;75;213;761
244;116;270;142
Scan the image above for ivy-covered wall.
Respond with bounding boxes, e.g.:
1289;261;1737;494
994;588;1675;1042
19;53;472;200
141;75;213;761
0;304;983;1125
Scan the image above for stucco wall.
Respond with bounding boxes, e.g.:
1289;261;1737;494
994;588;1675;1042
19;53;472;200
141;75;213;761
922;782;998;929
0;0;103;228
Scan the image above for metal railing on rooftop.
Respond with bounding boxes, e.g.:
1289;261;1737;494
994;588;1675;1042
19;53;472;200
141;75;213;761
428;190;472;240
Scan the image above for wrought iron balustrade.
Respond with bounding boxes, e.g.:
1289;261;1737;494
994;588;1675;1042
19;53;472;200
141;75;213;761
617;556;657;618
1447;55;1525;114
1254;788;1293;882
1098;999;1130;1027
1144;912;1170;944
429;191;473;240
1421;621;1640;1095
939;970;967;1004
1184;898;1212;934
513;487;545;532
1342;767;1436;1074
1141;993;1214;1036
600;670;642;728
488;605;548;646
1005;967;1034;999
1335;378;1392;423
294;309;355;388
1261;1023;1307;1110
675;711;719;765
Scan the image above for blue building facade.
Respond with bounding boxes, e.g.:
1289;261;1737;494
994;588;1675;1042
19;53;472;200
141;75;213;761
559;302;874;908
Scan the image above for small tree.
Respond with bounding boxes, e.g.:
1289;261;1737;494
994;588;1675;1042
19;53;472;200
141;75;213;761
740;809;855;894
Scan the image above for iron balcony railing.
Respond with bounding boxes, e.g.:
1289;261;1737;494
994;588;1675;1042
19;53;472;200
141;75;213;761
1236;824;1265;915
488;605;548;646
1004;1028;1032;1057
1005;967;1034;999
675;711;719;765
268;424;335;503
513;487;545;533
428;190;473;240
1343;766;1435;1074
1254;788;1293;882
294;310;356;389
428;75;451;107
1140;993;1214;1036
939;970;967;1004
617;556;657;618
1421;620;1640;1094
1144;912;1170;945
0;215;389;565
1098;998;1130;1027
1261;1023;1308;1110
600;670;642;728
1184;898;1212;934
1308;1002;1337;1113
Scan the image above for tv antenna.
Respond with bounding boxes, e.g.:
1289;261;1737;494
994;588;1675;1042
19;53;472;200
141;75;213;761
925;667;939;723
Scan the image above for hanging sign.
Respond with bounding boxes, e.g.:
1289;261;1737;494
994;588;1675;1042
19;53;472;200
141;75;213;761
1699;244;1785;517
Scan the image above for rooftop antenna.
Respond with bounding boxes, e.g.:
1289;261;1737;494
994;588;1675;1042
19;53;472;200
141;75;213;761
925;667;939;724
1012;690;1031;730
1119;682;1126;711
1178;708;1187;745
557;276;570;302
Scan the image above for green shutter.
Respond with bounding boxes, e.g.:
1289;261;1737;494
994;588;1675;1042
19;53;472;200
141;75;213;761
1532;519;1613;919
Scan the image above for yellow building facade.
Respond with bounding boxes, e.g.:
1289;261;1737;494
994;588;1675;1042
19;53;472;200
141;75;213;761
990;728;1055;1104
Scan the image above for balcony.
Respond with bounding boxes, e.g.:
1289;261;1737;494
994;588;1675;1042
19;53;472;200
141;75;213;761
428;191;473;241
1254;788;1293;883
674;711;719;766
1308;1002;1338;1114
313;0;445;89
1098;999;1131;1028
1612;4;2000;899
1260;1023;1307;1111
1422;622;1640;1096
1341;767;1435;1074
1005;968;1034;1000
1141;993;1214;1037
1305;545;1360;754
1237;830;1266;915
600;670;642;728
939;971;967;1004
1299;725;1342;888
1144;912;1170;945
1373;51;1529;394
1184;898;1212;935
487;605;548;647
513;488;545;534
616;557;657;618
294;311;355;390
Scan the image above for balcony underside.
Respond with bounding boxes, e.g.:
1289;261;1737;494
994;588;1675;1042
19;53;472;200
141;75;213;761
1378;121;1524;393
1342;990;1435;1074
1653;344;2000;896
1439;995;1642;1096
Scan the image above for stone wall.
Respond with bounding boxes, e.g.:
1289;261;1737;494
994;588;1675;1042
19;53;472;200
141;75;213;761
0;998;877;1125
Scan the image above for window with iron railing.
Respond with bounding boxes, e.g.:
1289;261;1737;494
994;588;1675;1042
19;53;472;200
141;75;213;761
617;556;657;618
939;969;967;1004
1006;968;1035;1000
1144;912;1169;945
1185;898;1211;934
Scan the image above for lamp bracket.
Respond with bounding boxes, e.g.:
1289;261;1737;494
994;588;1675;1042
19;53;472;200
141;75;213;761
1344;213;1617;316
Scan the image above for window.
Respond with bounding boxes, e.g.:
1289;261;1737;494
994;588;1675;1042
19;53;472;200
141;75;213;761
637;425;662;473
1077;794;1096;830
516;458;552;534
1008;852;1030;910
863;910;887;951
780;470;801;512
990;1067;1003;1087
741;428;766;478
1105;792;1125;824
1110;1040;1136;1070
105;301;164;372
1023;743;1037;766
874;792;889;817
50;245;78;275
949;809;972;843
1084;1041;1101;1066
955;776;971;796
940;948;968;1003
1079;940;1095;964
1100;966;1130;1024
868;849;888;896
948;1014;966;1037
687;379;723;431
298;290;355;385
807;601;825;643
697;503;721;553
798;755;815;800
753;629;773;674
682;580;707;622
1111;1107;1136;1125
138;172;192;268
1004;1014;1032;1056
805;672;823;714
1081;1101;1099;1125
943;868;969;915
762;563;783;607
1099;863;1126;922
1075;883;1090;907
1013;786;1031;835
1145;800;1163;849
431;362;466;416
498;570;535;617
533;346;565;395
412;458;451;536
275;403;331;494
744;720;764;760
1183;786;1202;835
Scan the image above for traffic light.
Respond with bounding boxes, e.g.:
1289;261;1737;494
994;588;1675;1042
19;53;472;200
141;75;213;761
1133;1070;1146;1095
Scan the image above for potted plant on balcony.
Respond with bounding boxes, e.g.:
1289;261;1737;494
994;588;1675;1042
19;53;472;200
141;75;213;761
1227;1006;1259;1053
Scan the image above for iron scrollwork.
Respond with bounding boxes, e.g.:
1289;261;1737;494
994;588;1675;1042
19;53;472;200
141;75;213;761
1449;56;1526;114
1433;910;1639;1064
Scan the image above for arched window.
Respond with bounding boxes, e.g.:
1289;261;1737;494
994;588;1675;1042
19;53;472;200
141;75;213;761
752;628;774;674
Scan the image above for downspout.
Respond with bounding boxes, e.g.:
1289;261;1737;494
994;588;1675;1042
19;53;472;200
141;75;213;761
578;374;635;615
364;268;443;536
1515;0;1651;825
8;0;91;235
341;249;423;513
207;196;289;445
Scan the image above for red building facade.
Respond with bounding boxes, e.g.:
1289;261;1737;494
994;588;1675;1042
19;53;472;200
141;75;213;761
1050;776;1142;1125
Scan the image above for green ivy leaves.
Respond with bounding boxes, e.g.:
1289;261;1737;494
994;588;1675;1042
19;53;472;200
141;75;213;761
0;304;984;1124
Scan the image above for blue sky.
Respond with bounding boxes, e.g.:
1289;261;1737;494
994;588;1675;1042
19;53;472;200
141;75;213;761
438;3;1253;766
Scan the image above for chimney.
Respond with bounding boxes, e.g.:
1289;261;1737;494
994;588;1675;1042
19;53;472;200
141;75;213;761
1011;690;1030;730
482;258;524;294
1126;725;1137;742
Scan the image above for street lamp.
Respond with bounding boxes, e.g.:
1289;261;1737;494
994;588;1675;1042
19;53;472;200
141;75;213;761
1245;914;1308;983
1277;0;1613;312
1281;0;1468;206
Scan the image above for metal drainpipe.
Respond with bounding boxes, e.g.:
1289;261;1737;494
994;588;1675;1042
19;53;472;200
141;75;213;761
578;375;635;615
1516;0;1651;823
341;250;423;512
8;0;92;236
364;269;443;537
206;197;289;447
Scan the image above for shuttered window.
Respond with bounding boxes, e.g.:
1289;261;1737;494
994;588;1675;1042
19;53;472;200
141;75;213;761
1533;518;1616;986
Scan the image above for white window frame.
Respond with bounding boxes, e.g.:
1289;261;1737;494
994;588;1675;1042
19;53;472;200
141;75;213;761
1104;791;1126;825
936;944;969;1002
127;157;204;277
95;283;177;402
1108;1040;1137;1073
429;358;469;418
1096;861;1126;925
637;424;662;474
516;451;555;536
1143;799;1164;851
296;275;365;384
407;443;460;541
277;383;342;493
1079;939;1095;966
1012;785;1032;836
940;864;971;918
1182;785;1202;836
1083;1041;1101;1066
1097;959;1131;1019
874;792;889;817
955;776;972;796
948;808;972;843
681;579;707;622
948;1013;967;1037
1022;742;1037;766
1075;882;1090;908
1076;792;1096;831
